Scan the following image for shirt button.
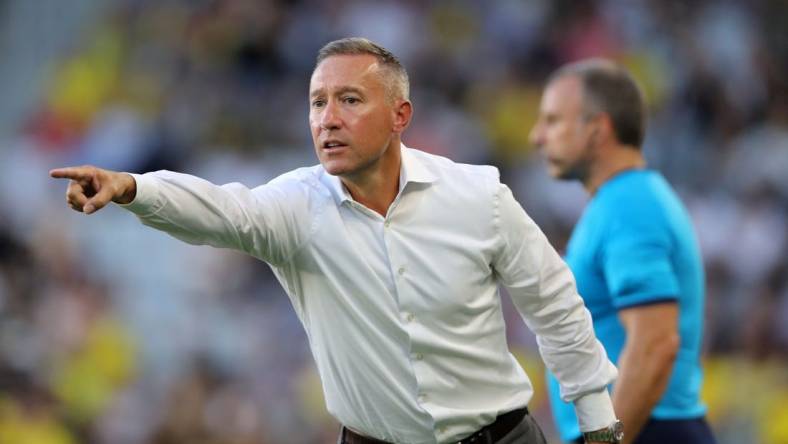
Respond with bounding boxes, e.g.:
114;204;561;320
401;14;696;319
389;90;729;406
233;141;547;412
417;394;427;403
404;313;415;323
398;266;406;275
439;427;446;434
384;220;391;228
412;353;423;361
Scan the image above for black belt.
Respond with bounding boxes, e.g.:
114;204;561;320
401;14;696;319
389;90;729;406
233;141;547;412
342;407;529;444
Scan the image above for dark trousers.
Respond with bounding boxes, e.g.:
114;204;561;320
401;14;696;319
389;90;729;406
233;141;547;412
571;417;716;444
339;409;548;444
471;412;547;444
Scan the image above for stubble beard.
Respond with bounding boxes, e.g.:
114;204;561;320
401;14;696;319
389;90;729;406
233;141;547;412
325;143;390;182
556;135;597;184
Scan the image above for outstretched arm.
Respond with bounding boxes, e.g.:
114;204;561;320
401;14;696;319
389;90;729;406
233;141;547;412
50;165;311;265
50;165;137;214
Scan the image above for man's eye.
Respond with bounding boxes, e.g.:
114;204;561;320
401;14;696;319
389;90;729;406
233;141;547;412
343;97;359;104
312;100;325;108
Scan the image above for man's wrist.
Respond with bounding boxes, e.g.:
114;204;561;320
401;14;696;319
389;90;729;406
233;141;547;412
582;419;624;443
114;173;137;205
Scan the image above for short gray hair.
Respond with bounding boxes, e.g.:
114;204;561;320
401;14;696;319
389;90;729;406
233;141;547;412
315;37;410;101
549;59;646;148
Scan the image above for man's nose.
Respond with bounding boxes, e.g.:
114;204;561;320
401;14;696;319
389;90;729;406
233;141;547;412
320;101;342;131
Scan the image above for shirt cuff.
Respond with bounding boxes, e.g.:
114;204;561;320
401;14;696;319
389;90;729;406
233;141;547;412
117;173;163;217
573;389;617;432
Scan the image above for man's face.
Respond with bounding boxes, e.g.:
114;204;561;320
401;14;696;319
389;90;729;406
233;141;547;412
530;75;597;181
309;54;399;178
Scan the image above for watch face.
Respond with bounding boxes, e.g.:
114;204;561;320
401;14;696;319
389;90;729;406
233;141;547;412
613;420;625;440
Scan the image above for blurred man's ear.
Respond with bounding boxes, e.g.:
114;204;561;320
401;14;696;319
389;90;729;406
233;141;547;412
590;112;615;145
600;113;618;143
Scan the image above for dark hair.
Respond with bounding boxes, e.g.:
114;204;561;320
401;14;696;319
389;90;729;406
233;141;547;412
549;59;646;148
315;37;410;100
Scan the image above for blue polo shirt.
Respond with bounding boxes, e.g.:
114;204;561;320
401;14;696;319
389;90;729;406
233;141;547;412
547;170;707;442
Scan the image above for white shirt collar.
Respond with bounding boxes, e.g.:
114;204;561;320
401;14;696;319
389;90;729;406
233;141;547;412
322;144;438;205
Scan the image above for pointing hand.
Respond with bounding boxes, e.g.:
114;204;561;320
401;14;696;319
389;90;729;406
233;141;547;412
50;165;137;214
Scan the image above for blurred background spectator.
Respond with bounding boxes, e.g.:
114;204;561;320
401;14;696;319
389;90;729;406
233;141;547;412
0;0;786;443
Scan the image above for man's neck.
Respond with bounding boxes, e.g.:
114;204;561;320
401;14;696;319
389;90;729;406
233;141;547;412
583;145;645;195
341;145;402;217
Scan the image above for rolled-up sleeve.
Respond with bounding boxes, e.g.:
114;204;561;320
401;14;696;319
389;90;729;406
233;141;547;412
492;184;617;432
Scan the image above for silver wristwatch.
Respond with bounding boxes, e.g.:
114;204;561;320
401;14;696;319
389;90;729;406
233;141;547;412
582;420;624;443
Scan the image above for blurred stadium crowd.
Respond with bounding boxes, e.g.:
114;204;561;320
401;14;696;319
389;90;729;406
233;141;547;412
0;0;786;443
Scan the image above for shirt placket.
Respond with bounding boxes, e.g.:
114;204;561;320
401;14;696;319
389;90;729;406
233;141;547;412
380;192;441;442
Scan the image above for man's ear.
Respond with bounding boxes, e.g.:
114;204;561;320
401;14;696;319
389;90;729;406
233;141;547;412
392;100;413;134
594;112;616;144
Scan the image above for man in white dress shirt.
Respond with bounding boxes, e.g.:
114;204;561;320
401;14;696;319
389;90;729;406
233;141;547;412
51;38;622;444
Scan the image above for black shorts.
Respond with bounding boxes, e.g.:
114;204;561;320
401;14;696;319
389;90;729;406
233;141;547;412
572;417;716;444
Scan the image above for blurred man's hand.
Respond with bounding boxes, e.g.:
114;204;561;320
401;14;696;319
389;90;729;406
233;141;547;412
50;166;137;214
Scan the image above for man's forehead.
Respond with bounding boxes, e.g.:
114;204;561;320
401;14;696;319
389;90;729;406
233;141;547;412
543;76;584;109
310;54;383;91
548;76;583;96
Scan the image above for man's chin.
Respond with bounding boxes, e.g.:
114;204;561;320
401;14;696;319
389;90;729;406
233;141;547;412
551;170;582;182
320;160;352;177
548;163;580;181
547;165;567;180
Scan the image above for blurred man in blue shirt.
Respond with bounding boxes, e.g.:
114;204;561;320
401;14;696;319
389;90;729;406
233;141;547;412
529;59;716;444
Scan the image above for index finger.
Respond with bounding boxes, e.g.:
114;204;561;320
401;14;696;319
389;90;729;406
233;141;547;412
50;167;94;181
